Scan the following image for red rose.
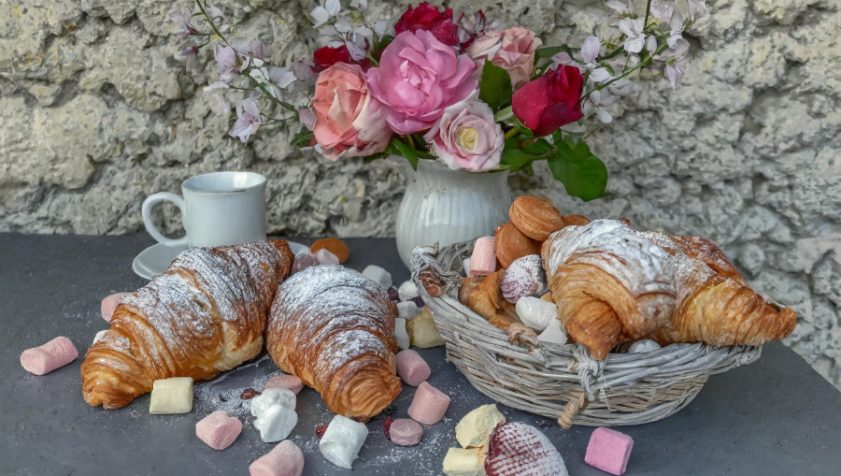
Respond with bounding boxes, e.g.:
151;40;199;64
313;45;371;72
395;2;459;46
512;65;585;136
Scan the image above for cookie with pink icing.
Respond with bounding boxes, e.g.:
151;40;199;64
500;254;547;304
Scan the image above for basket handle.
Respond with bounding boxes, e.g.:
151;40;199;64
411;243;464;298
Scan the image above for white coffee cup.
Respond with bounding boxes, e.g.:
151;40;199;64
142;171;267;248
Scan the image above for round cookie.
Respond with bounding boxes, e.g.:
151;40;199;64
495;222;540;268
509;196;565;241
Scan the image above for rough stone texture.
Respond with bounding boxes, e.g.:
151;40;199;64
0;0;839;389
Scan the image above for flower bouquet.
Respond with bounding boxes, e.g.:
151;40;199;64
174;0;704;260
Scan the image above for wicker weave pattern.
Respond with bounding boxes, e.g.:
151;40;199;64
411;241;762;427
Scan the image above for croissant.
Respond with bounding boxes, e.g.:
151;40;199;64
542;220;796;359
266;265;401;419
81;240;294;409
459;271;538;344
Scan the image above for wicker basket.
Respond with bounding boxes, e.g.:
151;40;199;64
411;241;762;428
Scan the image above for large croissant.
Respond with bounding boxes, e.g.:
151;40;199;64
266;265;401;419
81;240;294;409
542;220;796;359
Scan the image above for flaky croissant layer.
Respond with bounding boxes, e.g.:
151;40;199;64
81;240;294;409
542;220;796;359
266;265;401;419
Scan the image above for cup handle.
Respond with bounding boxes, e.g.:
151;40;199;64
142;192;188;247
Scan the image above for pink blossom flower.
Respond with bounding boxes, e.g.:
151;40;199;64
424;94;503;171
366;30;477;134
469;27;541;89
229;99;261;143
312;63;391;160
214;44;239;82
170;10;197;37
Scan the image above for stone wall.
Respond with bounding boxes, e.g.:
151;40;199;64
1;0;839;389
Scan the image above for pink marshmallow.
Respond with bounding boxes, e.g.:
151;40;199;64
196;411;243;450
264;375;304;394
101;292;130;322
407;381;450;425
585;427;634;475
249;440;305;476
389;418;423;446
314;248;340;266
396;349;431;387
20;336;79;375
469;236;496;276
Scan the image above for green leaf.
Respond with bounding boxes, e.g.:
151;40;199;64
547;140;608;201
291;128;313;148
534;45;575;63
500;147;534;172
371;35;394;61
479;61;513;111
521;138;553;156
388;137;423;170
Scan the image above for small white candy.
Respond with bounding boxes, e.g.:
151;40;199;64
398;280;419;302
462;258;471;276
92;330;108;345
149;377;194;414
395;317;410;350
319;414;369;469
538;318;568;346
315;248;340;266
250;388;296;417
515;296;556;332
397;301;419;320
362;265;392;289
253;403;298;442
629;339;661;353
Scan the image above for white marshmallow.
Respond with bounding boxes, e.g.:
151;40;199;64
149;377;194;414
398;280;419;302
629;339;661;353
397;301;419;320
462;258;471;276
319;414;369;469
395;318;410;350
538;318;568;346
253;403;298;443
515;296;557;331
250;388;296;417
361;265;392;289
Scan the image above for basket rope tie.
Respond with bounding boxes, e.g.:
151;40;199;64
570;346;606;401
557;391;587;429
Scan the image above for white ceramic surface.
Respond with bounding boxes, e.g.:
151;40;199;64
395;160;511;268
142;171;267;248
132;241;308;280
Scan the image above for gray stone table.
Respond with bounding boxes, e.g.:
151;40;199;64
1;233;840;476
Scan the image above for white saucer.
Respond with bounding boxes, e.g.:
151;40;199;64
132;241;309;280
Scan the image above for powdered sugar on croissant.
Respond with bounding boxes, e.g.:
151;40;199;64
82;240;294;409
266;265;401;419
542;219;796;359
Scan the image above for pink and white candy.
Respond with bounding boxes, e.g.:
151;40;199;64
469;236;496;276
388;418;423;446
264;375;304;394
396;349;431;387
249;440;305;476
20;336;79;375
500;254;547;303
408;381;450;425
101;292;130;322
585;427;634;475
195;411;243;450
485;422;569;476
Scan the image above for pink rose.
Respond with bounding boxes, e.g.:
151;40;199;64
423;95;503;171
366;30;477;135
468;27;541;89
312;63;392;160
